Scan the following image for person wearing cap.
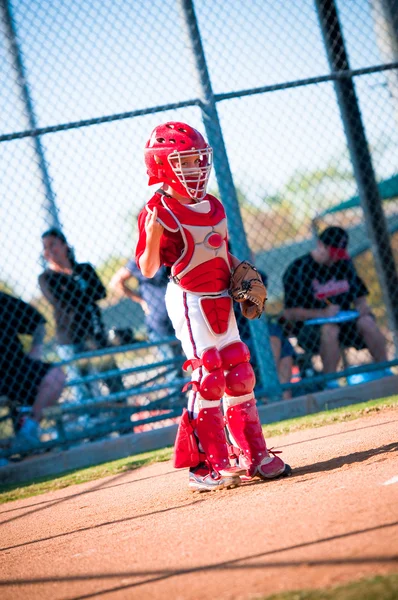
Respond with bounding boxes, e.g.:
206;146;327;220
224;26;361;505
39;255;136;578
282;226;388;385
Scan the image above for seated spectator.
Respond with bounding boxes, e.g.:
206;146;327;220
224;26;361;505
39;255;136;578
110;260;183;380
39;228;125;402
282;226;388;387
235;268;295;399
0;292;65;446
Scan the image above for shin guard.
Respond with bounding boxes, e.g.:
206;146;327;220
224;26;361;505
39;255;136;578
173;406;231;473
195;405;231;472
225;397;267;477
173;409;203;468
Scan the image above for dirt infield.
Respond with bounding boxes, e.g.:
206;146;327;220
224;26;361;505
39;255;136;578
1;408;398;600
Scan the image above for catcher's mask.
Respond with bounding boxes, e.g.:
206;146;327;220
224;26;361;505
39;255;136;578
144;122;213;201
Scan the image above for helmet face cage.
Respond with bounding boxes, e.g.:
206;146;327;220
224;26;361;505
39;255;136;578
144;122;213;200
167;147;213;200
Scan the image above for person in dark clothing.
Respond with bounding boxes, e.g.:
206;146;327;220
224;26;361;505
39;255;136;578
0;292;65;444
283;226;387;380
39;228;124;402
234;269;295;399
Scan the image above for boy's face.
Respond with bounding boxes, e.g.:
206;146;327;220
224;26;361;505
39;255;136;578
170;153;201;173
167;148;212;200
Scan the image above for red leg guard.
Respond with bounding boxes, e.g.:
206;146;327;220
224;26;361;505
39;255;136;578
195;405;231;472
225;398;267;477
173;409;203;468
173;406;231;473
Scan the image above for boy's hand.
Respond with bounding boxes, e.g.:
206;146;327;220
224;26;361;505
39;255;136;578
145;207;164;239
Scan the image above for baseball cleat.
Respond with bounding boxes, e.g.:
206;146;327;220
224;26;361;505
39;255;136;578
255;454;292;479
189;463;241;492
239;452;292;482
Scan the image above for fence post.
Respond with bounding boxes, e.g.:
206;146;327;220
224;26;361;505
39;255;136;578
315;0;398;354
177;0;282;400
0;0;61;230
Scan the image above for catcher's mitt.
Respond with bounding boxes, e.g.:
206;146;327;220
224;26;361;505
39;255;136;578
229;261;267;320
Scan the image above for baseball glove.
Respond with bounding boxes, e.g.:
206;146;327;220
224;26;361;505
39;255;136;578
229;261;267;320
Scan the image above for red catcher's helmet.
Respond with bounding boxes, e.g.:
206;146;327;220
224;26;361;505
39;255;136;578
144;122;213;200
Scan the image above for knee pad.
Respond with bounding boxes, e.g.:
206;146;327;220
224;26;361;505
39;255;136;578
183;347;226;400
183;346;222;372
225;362;256;396
220;341;251;370
220;341;255;396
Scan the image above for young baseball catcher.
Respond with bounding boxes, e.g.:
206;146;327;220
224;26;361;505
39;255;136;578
136;121;291;491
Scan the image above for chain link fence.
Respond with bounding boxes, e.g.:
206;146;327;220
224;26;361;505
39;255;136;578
1;0;397;457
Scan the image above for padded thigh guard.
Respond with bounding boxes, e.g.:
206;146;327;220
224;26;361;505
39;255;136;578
220;341;256;396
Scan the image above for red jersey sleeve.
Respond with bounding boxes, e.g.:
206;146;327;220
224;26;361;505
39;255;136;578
135;195;184;270
135;208;148;269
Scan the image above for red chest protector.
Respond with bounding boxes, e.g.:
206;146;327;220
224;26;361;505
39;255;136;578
151;193;233;335
154;194;232;294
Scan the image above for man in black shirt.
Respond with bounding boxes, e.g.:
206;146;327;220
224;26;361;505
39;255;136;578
282;227;387;379
0;292;65;446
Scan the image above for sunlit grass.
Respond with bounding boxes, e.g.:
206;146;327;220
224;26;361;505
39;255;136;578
262;573;398;600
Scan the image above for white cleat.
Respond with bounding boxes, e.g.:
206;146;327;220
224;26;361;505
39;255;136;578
189;464;241;492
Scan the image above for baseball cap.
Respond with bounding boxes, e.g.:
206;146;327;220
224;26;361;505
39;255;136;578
318;226;349;260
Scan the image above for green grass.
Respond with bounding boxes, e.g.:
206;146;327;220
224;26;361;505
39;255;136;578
0;394;397;505
262;573;398;600
261;394;398;438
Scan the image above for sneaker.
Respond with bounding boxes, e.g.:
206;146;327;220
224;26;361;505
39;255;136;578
239;450;292;482
189;463;241;492
255;452;292;480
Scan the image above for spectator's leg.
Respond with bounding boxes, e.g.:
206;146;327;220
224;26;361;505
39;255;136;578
278;356;293;399
356;315;388;362
92;334;125;396
57;344;88;402
32;366;65;421
270;335;281;364
269;335;292;399
320;323;341;373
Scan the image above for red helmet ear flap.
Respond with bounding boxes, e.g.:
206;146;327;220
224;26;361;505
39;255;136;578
147;174;160;185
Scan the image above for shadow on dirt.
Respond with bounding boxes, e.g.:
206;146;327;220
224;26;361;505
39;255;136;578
1;520;397;598
291;441;398;477
0;496;206;553
0;468;178;525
